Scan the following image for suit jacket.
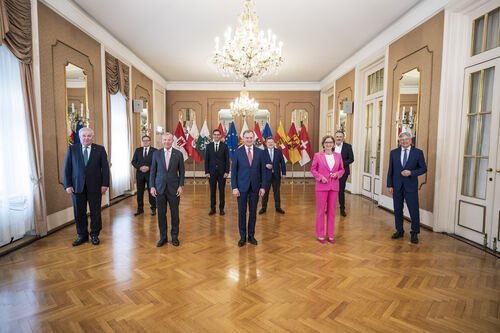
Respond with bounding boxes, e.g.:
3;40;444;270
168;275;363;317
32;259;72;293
150;147;185;196
204;141;229;175
339;142;354;176
387;147;427;192
310;151;345;192
131;146;157;175
262;147;286;181
63;143;110;194
231;146;267;192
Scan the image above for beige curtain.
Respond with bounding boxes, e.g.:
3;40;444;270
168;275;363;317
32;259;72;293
105;52;131;190
0;0;47;235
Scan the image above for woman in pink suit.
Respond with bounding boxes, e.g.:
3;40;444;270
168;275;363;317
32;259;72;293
310;135;345;243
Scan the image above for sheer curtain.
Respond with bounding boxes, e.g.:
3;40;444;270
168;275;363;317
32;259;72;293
0;45;34;246
110;91;130;198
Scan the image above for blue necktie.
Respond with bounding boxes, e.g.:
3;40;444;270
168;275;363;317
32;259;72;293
84;146;89;166
403;149;408;168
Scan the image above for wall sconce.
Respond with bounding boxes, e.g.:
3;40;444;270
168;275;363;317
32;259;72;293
156;125;164;134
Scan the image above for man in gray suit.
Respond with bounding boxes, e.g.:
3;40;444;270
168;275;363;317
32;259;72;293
150;132;185;247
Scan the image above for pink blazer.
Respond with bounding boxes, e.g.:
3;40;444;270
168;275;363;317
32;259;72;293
310;151;345;192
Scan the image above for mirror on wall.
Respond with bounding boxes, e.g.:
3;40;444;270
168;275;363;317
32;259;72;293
179;108;196;135
337;101;347;136
65;63;88;145
292;109;308;132
254;109;270;132
396;68;420;145
218;109;234;134
140;100;150;136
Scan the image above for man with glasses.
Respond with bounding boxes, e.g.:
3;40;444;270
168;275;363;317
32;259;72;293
334;130;354;217
387;132;427;244
132;135;157;216
205;129;229;216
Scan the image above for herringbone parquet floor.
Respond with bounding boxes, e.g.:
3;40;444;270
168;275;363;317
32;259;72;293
0;184;499;332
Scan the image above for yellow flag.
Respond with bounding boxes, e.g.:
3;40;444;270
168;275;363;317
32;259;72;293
275;122;290;162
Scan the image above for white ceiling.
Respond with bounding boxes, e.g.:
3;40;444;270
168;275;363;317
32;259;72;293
73;0;421;83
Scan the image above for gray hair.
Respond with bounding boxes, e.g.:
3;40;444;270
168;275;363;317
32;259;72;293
398;132;412;139
242;129;254;137
79;127;94;136
162;132;173;139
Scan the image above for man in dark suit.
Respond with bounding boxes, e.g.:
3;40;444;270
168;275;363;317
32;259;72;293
150;132;185;247
387;132;427;244
231;130;266;247
131;135;157;216
63;127;110;246
205;129;229;216
259;137;286;214
334;130;354;217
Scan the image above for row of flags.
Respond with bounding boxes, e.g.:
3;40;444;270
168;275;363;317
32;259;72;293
173;119;313;166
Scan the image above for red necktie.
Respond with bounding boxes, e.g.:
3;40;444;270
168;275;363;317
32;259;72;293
247;147;252;166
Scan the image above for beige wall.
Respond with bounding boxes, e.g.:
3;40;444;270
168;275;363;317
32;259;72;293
382;11;444;212
166;90;320;171
38;2;103;215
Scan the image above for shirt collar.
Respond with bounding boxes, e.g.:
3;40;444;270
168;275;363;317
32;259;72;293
401;146;411;151
164;147;172;153
83;144;92;149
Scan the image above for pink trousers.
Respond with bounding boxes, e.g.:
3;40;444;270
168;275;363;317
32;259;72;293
315;190;338;238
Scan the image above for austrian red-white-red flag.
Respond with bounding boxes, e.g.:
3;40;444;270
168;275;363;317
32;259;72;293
253;122;265;150
298;124;312;166
186;122;203;163
173;121;189;161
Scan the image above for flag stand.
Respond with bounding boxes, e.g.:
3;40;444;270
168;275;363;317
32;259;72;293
290;163;294;184
303;165;306;184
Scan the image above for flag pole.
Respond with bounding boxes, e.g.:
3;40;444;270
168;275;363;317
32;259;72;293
192;159;197;185
290;162;294;185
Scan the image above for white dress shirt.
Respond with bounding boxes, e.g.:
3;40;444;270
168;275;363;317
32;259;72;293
143;146;149;156
82;144;92;159
400;146;411;166
334;143;343;154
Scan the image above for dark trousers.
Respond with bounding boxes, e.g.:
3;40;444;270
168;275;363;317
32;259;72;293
261;175;281;209
237;189;259;239
72;185;102;237
209;173;226;211
156;192;180;241
393;186;420;234
136;172;156;211
338;174;348;211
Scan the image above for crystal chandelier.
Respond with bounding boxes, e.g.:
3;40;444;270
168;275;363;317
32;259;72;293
213;0;284;81
230;85;259;118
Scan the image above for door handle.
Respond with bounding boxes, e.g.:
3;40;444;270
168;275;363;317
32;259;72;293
496;169;500;173
486;168;493;172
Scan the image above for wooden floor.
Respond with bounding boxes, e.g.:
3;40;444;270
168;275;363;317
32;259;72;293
1;184;499;333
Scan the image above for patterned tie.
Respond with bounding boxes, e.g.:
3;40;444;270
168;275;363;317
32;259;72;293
247;147;252;166
165;149;170;170
403;149;408;168
83;146;89;166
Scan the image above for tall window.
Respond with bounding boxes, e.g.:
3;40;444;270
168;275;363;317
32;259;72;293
110;91;130;198
0;45;34;246
472;7;499;56
367;68;384;95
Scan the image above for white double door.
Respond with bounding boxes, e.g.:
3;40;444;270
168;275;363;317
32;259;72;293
455;57;500;252
360;96;384;202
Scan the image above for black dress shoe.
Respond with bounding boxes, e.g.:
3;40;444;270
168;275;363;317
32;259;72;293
72;236;88;246
258;208;266;215
134;210;144;216
391;231;405;239
411;234;419;244
220;210;225;216
276;208;285;214
156;238;167;247
172;239;180;247
91;235;100;245
248;236;258;245
340;210;347;217
151;209;156;216
238;238;246;247
209;210;216;216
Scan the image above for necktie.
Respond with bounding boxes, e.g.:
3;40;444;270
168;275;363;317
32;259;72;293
215;143;218;152
269;149;273;162
83;146;89;166
247;147;252;166
165;149;170;170
144;147;147;158
403;149;408;168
